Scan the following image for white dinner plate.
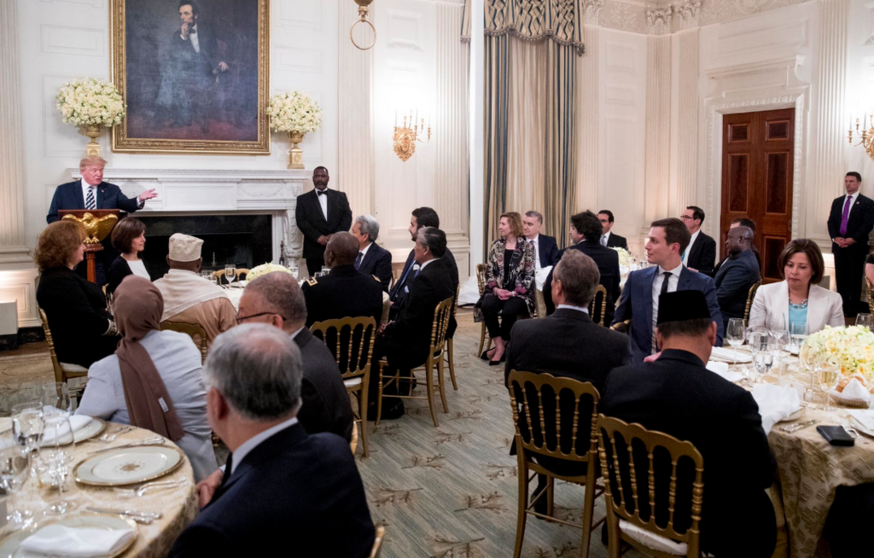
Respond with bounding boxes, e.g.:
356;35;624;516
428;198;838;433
74;446;183;486
778;407;805;423
709;347;753;364
0;513;137;558
851;416;874;438
39;418;106;447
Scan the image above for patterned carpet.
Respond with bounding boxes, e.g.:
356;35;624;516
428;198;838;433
0;312;646;557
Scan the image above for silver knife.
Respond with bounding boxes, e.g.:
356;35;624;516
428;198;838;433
86;506;162;519
781;419;818;433
86;437;166;455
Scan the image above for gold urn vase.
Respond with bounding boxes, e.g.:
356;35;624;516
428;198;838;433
84;124;102;156
287;131;306;169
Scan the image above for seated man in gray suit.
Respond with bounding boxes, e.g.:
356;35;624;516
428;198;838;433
714;226;760;327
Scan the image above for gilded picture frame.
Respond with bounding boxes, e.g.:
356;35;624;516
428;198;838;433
110;0;270;154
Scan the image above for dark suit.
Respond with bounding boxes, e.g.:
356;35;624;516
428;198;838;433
714;249;760;326
356;242;393;291
612;266;724;363
710;245;762;278
530;235;559;268
46;180;142;224
600;350;776;557
686;231;717;275
389;247;459;337
604;232;628;251
828;193;874;316
36;267;119;368
543;240;621;325
294;189;353;275
294;328;354;442
302;265;384;327
169;423;374;557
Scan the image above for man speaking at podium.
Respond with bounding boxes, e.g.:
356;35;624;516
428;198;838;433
46;156;158;283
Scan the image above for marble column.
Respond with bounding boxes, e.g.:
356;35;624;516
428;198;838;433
0;0;31;264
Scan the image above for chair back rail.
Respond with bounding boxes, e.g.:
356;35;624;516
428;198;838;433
309;316;377;381
39;308;85;384
476;263;488;297
159;321;209;364
212;268;250;284
744;281;762;326
595;415;704;551
589;285;608;326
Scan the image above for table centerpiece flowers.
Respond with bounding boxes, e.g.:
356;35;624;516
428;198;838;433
246;262;294;282
799;325;874;390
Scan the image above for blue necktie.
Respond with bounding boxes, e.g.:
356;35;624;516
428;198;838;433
85;186;96;210
354;252;363;270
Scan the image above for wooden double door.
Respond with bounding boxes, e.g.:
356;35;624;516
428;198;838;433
721;108;795;283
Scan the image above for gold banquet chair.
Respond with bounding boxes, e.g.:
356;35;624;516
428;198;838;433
159;321;209;365
444;284;460;391
377;296;454;428
475;263;490;357
370;526;386;558
596;415;705;558
507;371;605;558
589;285;609;327
310;317;377;458
212;268;250;285
38;308;88;396
868;279;874;311
744;281;762;327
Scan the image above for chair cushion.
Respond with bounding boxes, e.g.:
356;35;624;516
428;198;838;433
619;520;688;556
60;363;88;373
344;377;363;388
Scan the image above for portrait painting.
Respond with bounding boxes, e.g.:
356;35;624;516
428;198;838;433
110;0;270;154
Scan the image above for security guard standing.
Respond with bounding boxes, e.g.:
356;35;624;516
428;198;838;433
302;232;385;328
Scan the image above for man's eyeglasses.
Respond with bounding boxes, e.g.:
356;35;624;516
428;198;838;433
680;215;694;221
235;311;284;324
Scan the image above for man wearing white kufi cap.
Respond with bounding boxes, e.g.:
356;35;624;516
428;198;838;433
154;233;236;346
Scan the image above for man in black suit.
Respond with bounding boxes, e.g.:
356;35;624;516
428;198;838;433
302;232;384;327
372;227;455;419
238;272;353;442
709;217;762;277
681;206;716;275
170;324;374;557
714;226;760;327
543;211;621;324
351;215;393;290
828;172;874;317
597;210;628;250
389;207;459;335
295;167;353;277
600;290;776;557
522;211;559;269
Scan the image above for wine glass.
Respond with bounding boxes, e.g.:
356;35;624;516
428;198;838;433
289;265;299;280
768;313;788;344
726;318;746;365
0;441;31;527
224;264;237;286
856;313;874;329
11;402;43;478
789;322;808;354
819;363;841;412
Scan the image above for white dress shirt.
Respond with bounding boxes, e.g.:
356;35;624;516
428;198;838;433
527;235;541;270
126;259;151;281
182;23;201;53
682;230;700;267
316;188;329;220
359;242;373;261
75;329;217;482
651;263;683;352
557;304;589;314
230;416;299;475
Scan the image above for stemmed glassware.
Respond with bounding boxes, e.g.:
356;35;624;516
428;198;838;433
856;313;874;329
748;330;770;383
224;264;237;286
726;318;746;365
11;401;44;479
754;348;774;383
768;313;789;377
0;439;31;528
788;322;808;354
40;383;76;514
819;362;841;413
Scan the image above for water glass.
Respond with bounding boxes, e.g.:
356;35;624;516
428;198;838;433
819;363;841;412
288;265;299;280
224;264;237;285
11;403;43;478
856;313;874;329
788;322;808;354
754;351;773;383
201;270;214;282
0;442;31;527
726;318;745;365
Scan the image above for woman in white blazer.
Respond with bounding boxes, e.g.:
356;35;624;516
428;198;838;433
749;239;844;334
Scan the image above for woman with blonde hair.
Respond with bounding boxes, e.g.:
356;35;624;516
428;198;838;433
35;221;119;367
475;212;536;365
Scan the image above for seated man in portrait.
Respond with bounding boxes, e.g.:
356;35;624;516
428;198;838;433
600;291;776;558
170;324;374;557
237;272;353;442
351;215;393;290
303;232;384;327
154;233;236;346
714;226;760;327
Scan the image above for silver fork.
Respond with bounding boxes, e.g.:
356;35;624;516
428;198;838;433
95;425;134;443
113;478;188;498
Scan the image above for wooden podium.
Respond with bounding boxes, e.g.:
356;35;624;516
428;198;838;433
59;210;120;284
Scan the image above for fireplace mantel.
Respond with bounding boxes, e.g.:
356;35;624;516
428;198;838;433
68;168;310;261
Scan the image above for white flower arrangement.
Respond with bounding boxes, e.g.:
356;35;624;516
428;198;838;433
800;325;874;384
56;78;125;127
611;247;633;269
266;91;323;133
246;263;293;282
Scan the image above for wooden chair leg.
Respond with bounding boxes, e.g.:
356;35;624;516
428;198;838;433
477;323;487;357
447;338;458;391
579;483;597;558
607;508;622;558
437;356;449;413
426;360;439;427
376;362;384;427
513;443;529;558
359;373;370;458
546;476;555;517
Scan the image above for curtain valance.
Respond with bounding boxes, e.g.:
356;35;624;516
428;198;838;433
463;0;585;55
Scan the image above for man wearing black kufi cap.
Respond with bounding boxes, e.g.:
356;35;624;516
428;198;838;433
600;291;776;557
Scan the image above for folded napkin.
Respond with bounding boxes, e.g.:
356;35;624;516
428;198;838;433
706;361;744;383
847;410;874;432
709;346;752;364
41;415;92;445
752;384;801;435
535;267;552;291
20;523;135;557
834;379;871;404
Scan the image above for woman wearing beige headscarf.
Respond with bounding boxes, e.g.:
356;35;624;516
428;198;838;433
77;275;217;481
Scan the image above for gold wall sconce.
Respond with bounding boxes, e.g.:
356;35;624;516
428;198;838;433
849;113;874;162
393;111;432;162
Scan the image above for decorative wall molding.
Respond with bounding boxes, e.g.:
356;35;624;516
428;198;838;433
644;35;671;223
387;10;424;51
864;1;874;46
40;25;104;57
672;29;700;220
575;24;599;212
706;55;805;81
582;0;605;25
646;6;673;35
600;1;647;34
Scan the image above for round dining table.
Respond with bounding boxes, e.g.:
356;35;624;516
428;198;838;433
0;419;198;558
725;355;874;558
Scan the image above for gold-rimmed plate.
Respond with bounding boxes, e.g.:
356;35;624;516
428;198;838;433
74;446;184;487
0;513;137;558
39;418;106;447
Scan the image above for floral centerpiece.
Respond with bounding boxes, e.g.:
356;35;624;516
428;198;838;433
800;326;874;388
266;91;323;169
610;247;633;269
56;78;125;156
246;262;293;283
